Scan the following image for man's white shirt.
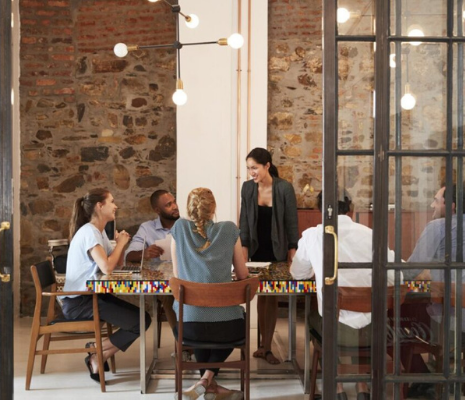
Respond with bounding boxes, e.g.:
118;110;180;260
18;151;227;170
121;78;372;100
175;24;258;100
290;215;398;329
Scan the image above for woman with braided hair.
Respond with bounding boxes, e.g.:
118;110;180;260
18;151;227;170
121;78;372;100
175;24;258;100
171;187;249;400
61;188;151;383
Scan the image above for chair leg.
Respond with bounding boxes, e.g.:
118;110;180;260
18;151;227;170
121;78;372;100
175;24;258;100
244;348;249;400
310;341;320;400
25;328;40;390
40;333;51;374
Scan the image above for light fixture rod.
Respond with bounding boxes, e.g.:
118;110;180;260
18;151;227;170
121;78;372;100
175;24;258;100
160;0;189;20
182;41;219;46
138;43;176;50
176;11;181;79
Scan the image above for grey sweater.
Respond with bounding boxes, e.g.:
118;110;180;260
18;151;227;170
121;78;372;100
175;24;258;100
239;177;299;261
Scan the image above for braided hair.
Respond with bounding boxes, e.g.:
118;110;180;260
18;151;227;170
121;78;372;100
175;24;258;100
186;188;216;251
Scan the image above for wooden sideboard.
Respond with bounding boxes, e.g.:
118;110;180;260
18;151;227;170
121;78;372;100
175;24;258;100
297;209;432;261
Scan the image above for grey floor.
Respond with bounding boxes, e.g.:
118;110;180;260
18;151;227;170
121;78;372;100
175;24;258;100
14;316;310;400
14;314;456;399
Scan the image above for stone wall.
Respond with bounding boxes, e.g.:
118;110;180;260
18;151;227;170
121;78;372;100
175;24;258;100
19;0;176;315
267;0;448;211
268;0;323;209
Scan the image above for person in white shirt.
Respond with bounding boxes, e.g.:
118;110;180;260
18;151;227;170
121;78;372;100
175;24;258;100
61;188;151;384
291;189;397;400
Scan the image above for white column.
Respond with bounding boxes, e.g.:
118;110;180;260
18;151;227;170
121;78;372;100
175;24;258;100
176;0;268;222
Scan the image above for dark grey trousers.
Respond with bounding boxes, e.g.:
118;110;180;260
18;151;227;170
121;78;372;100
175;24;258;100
173;318;246;376
62;294;151;352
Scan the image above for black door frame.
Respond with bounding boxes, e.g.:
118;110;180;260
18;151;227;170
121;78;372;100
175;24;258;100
323;0;465;398
321;0;405;398
0;0;14;399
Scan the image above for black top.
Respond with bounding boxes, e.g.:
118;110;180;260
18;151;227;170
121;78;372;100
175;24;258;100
251;205;277;262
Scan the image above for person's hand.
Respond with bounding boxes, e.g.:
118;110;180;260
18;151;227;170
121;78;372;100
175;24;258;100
145;244;164;259
115;230;131;246
415;269;431;280
288;248;296;262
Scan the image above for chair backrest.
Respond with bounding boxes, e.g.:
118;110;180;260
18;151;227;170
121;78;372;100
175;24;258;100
430;281;465;308
169;277;260;307
31;261;56;292
338;285;408;313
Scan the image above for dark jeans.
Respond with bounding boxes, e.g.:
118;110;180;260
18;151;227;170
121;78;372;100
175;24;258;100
62;294;151;352
173;318;246;376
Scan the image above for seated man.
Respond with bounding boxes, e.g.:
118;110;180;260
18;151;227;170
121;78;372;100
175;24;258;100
290;189;397;400
125;189;179;332
403;184;465;398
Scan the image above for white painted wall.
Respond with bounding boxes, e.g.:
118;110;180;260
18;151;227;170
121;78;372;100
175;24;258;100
177;0;268;223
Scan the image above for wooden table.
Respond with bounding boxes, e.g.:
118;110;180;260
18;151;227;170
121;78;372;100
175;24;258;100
87;261;315;394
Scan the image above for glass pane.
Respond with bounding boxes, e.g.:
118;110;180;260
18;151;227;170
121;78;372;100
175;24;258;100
387;156;443;262
389;43;448;150
338;156;373;213
387;382;444;399
454;0;465;37
337;0;374;36
338;43;374;150
390;0;447;37
453;42;465;149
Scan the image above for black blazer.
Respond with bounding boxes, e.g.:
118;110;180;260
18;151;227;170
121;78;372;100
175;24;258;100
239;177;298;261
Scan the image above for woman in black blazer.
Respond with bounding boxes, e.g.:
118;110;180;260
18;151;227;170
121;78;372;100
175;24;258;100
239;148;299;364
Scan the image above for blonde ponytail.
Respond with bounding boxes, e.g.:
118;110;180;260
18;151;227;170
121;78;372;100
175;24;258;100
186;188;216;251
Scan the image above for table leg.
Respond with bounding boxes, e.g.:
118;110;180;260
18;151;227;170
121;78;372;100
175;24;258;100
288;295;297;362
140;295;147;394
304;294;311;394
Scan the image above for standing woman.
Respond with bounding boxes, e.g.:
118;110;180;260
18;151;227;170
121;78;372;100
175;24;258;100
171;188;249;399
239;148;299;365
61;188;151;382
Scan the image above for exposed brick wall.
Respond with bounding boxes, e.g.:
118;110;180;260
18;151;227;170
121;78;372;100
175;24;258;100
267;1;444;210
268;0;323;209
19;0;176;315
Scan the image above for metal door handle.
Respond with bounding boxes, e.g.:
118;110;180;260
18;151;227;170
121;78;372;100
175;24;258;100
324;225;338;285
0;222;11;282
0;221;10;232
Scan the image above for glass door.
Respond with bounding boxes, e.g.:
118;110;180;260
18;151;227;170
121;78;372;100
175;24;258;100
322;0;465;398
0;1;14;398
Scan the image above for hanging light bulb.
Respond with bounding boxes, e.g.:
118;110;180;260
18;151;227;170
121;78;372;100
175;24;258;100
185;14;199;29
389;54;396;68
337;8;351;24
114;43;128;58
172;79;187;106
147;0;160;2
407;25;424;46
401;83;416;110
226;33;244;49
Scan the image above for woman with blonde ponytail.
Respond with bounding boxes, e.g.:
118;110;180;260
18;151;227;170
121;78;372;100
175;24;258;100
61;188;151;384
171;188;249;400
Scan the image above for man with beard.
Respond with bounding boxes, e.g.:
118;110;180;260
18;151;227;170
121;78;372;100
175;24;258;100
402;184;465;399
125;189;180;332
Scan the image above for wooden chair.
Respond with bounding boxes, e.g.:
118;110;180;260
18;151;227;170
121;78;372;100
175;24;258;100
310;285;408;399
403;282;465;396
26;261;114;392
169;276;260;400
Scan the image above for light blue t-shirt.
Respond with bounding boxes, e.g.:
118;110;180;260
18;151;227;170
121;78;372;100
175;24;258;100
62;223;112;298
172;218;244;323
